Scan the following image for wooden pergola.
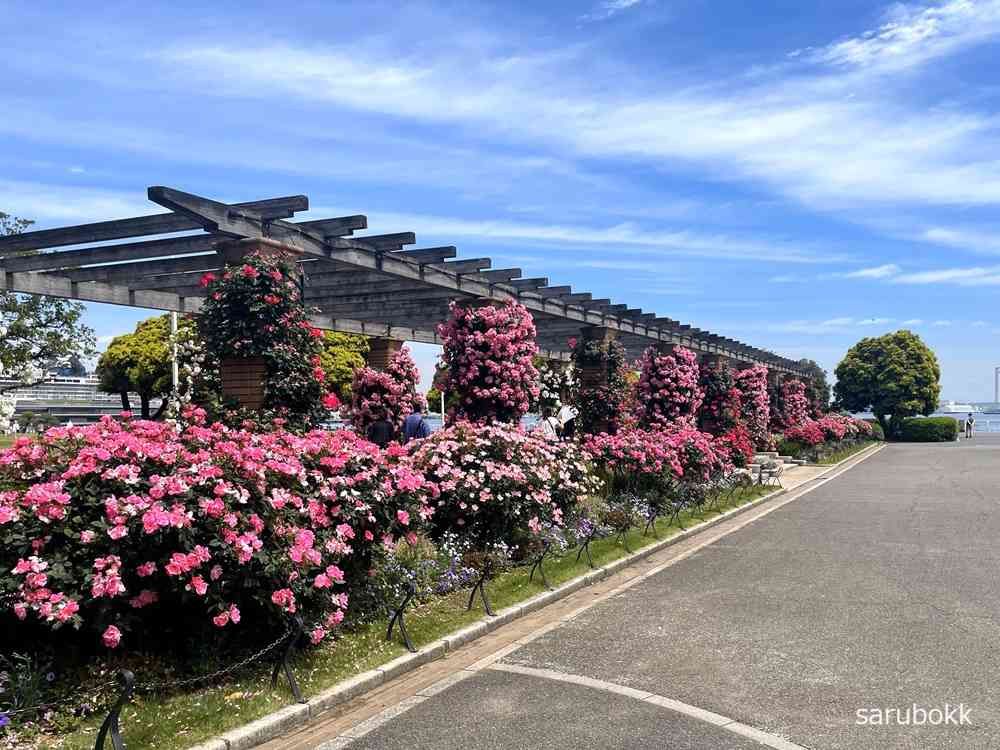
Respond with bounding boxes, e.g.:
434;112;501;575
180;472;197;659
0;187;807;375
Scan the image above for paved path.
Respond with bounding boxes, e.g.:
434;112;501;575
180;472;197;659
265;438;1000;750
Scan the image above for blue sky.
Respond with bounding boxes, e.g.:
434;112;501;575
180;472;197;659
3;0;1000;400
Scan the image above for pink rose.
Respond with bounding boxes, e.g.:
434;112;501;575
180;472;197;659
102;625;122;649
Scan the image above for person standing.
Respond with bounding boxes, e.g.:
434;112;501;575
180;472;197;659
402;396;432;444
966;412;976;439
367;414;395;448
536;407;560;440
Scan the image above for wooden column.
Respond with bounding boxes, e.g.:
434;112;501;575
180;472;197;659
368;337;403;371
700;353;726;371
215;238;303;410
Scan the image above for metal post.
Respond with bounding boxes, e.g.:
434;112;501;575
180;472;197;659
170;311;179;395
94;669;135;750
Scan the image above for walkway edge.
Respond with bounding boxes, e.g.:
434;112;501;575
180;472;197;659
190;442;884;750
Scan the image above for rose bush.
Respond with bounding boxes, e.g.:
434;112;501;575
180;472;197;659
734;365;770;449
438;301;539;424
697;364;741;435
0;412;434;651
349;345;421;434
571;336;630;435
634;346;703;428
198;251;334;428
405;421;599;554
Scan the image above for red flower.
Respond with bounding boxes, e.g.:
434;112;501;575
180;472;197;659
263;294;281;305
241;264;260;279
199;272;217;288
322;392;341;410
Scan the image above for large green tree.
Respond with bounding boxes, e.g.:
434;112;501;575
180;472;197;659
834;330;940;437
0;212;97;394
96;315;179;417
317;332;369;400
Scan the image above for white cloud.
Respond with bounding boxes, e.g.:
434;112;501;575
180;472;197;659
919;226;1000;255
902;318;924;325
580;0;644;22
151;10;1000;213
802;0;1000;72
841;263;901;279
933;319;954;326
893;264;1000;285
313;204;838;263
769;274;800;283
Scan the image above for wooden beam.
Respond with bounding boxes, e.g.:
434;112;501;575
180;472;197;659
481;268;522;282
3;235;220;273
293;215;367;237
511;278;548;289
0;196;307;254
48;254;221;283
354;232;416;251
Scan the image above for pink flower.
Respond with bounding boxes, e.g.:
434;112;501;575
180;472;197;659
102;625;122;649
241;264;259;279
396;510;410;526
199;272;217;287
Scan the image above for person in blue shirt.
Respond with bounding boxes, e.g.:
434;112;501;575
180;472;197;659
403;396;432;444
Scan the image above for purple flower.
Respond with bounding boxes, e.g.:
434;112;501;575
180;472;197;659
0;713;10;728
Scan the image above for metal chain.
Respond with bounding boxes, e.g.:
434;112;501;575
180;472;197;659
1;679;120;717
138;625;293;695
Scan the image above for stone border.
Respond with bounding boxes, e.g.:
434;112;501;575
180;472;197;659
188;442;885;750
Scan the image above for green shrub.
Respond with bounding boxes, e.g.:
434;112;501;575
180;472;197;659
864;419;885;441
897;416;957;442
776;438;806;458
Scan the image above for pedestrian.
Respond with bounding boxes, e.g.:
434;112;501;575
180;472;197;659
966;412;976;439
367;413;395;448
536;407;560;440
402;396;432;444
558;403;578;441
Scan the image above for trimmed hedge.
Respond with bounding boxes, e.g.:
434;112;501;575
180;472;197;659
897;416;957;442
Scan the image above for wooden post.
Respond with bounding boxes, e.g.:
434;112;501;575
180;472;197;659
367;337;404;371
215;238;303;410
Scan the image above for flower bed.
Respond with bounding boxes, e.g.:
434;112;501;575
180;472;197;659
779;414;876;459
0;412;433;653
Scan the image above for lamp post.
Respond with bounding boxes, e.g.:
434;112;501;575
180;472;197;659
995;366;1000;405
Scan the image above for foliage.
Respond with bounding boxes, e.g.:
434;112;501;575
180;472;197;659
697;364;741;434
834;330;940;437
437;301;539;424
897;416;958;442
532;359;573;413
570;335;630;434
406;421;599;553
865;418;885;441
198;252;332;428
349;346;420;434
0;412;434;652
317;333;369;401
796;359;831;416
97;315;182;418
634;346;703;428
733;365;770;449
770;378;809;431
714;424;754;468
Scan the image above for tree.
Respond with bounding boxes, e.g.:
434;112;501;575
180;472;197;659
797;358;831;416
1;212;97;395
834;330;940;437
96;315;179;418
317;332;369;400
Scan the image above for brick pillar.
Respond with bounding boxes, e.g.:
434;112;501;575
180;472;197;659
215;238;303;410
367;337;403;371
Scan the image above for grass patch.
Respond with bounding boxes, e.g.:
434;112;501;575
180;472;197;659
816;440;877;465
0;435;15;449
28;479;798;750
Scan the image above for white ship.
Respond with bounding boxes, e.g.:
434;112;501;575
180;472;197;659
938;400;981;414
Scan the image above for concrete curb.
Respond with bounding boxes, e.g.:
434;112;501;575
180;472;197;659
191;442;884;750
